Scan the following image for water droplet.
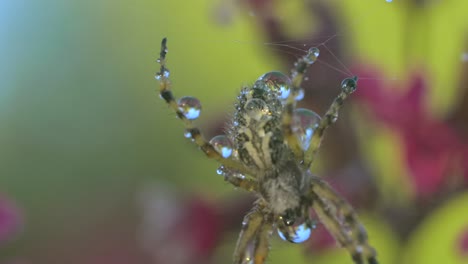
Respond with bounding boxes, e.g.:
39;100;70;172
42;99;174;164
210;135;233;158
154;69;170;81
177;96;202;120
258;71;292;100
244;98;270;121
216;166;225;175
292;108;321;150
278;222;312;243
183;130;191;139
341;76;358;94
295;88;305;101
305;47;319;64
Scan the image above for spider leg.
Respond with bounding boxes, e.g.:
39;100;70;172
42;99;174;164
308;176;378;264
232;203;268;264
156;38;255;178
224;174;258;192
303;77;357;168
252;215;274;264
282;48;320;159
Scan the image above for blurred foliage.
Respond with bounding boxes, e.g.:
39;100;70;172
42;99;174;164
1;0;468;263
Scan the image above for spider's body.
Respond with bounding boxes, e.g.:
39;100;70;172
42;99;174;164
232;80;306;216
155;38;378;264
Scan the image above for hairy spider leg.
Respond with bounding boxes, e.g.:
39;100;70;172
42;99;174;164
309;177;378;264
282;47;321;160
303;77;358;168
233;203;266;264
156;38;257;186
224;175;258;192
252;215;274;264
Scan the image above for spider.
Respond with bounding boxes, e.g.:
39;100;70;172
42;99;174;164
155;38;378;264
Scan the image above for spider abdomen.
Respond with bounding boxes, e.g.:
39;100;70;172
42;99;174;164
259;160;304;215
231;72;293;170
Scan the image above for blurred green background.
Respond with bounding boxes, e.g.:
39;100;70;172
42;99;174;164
1;0;468;263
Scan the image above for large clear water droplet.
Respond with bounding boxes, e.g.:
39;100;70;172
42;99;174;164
177;96;201;120
292;108;321;151
304;47;319;64
244;98;270;121
341;76;358;94
277;222;312;243
258;71;292;100
209;135;233;158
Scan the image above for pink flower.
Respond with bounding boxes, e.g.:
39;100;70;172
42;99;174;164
459;227;468;257
355;67;467;198
0;194;22;245
138;184;226;264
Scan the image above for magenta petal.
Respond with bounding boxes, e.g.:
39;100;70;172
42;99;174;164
353;65;468;198
0;195;23;244
184;198;222;256
458;228;468;257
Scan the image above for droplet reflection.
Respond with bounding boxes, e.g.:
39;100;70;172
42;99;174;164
177;96;202;120
245;98;270;121
292;108;321;150
210;135;233;158
277;222;312;243
304;47;319;64
258;71;292;100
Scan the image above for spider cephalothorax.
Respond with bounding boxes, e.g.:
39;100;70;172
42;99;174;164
155;38;377;264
